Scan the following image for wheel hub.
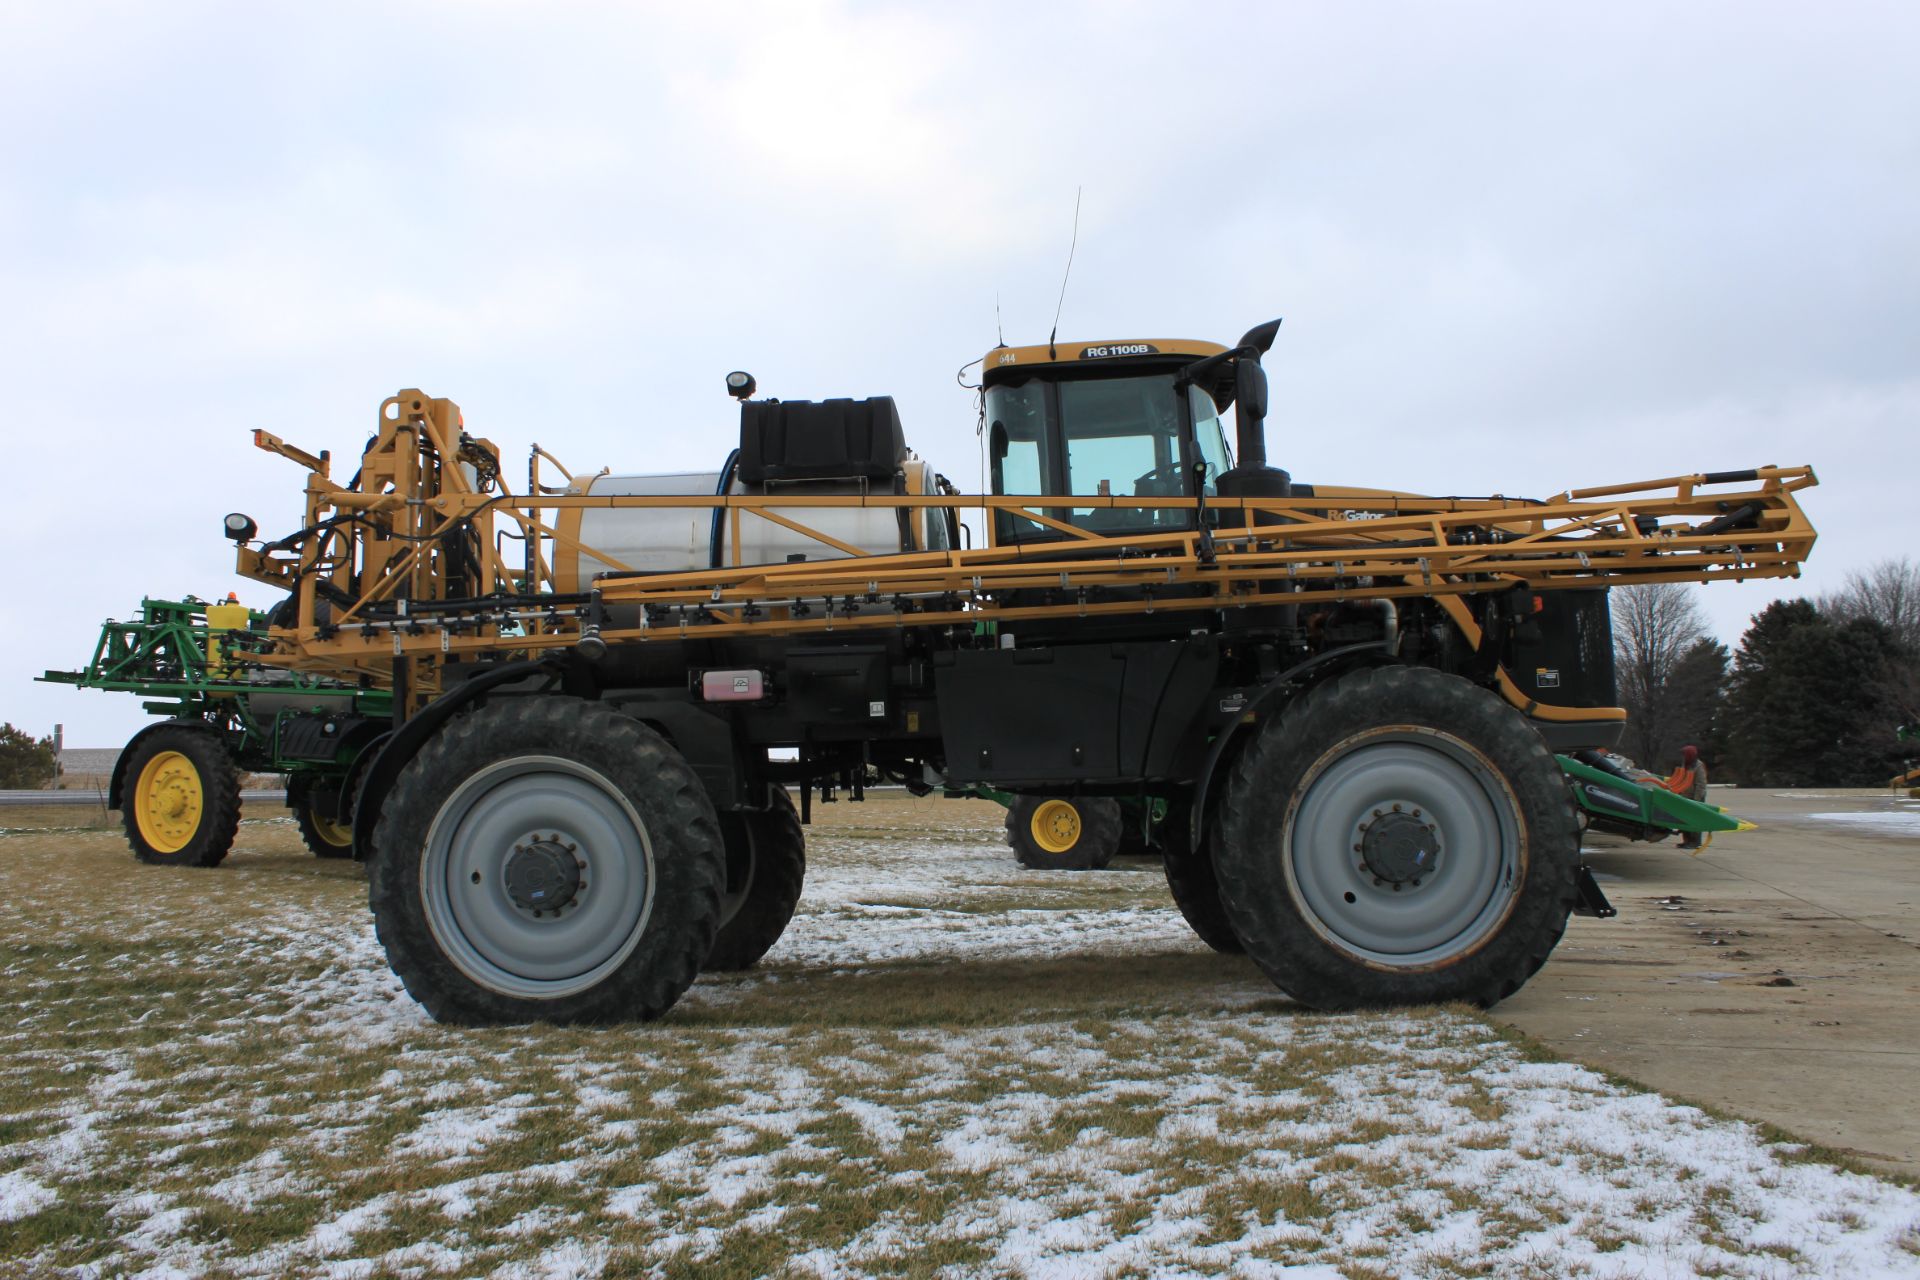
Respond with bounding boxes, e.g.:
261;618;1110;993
1031;800;1082;854
504;837;584;912
1358;808;1440;885
135;750;204;853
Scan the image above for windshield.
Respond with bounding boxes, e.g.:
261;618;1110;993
987;371;1205;542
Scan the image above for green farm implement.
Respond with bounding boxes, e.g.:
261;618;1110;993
40;596;391;865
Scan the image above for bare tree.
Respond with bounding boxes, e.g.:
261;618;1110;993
1612;583;1712;766
1818;557;1920;653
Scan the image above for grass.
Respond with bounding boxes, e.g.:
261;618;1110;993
1;797;1917;1278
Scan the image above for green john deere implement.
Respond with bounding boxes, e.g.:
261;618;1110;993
39;596;391;866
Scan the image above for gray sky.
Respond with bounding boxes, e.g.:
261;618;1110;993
4;2;1915;747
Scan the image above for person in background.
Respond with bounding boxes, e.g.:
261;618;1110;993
1662;745;1710;849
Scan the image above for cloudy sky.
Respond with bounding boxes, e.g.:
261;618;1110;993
3;2;1914;747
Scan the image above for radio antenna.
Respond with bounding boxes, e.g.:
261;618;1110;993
1047;187;1081;361
996;292;1005;348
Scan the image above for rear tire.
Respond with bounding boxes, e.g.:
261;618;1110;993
1005;796;1121;871
121;728;240;868
1160;801;1244;955
368;696;724;1025
1212;666;1577;1009
290;778;355;860
704;787;806;972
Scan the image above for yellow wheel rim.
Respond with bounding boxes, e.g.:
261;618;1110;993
308;804;353;848
1030;800;1083;854
134;751;204;854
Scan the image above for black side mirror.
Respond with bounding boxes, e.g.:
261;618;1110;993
1237;318;1282;354
990;421;1009;462
1234;360;1269;423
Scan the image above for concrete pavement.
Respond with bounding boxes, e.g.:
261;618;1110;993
1495;786;1920;1178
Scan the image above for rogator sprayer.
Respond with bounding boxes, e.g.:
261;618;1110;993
70;319;1819;1022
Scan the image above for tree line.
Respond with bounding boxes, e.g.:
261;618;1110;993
1610;558;1920;786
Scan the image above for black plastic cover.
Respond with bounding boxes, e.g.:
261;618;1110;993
1507;587;1617;710
737;397;906;484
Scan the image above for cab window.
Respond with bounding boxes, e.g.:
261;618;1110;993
1060;374;1189;531
986;380;1051;542
1189;385;1232;493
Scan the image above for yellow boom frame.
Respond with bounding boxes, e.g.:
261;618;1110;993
236;389;1818;719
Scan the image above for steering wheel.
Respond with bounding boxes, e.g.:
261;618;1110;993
1132;463;1186;496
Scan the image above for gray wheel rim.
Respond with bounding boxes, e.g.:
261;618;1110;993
420;755;656;1000
1284;729;1522;967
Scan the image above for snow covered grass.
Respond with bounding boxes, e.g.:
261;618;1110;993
3;800;1920;1278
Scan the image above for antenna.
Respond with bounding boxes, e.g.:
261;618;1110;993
1047;187;1081;361
995;293;1005;348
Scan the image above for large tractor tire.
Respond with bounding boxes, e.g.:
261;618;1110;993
1212;665;1577;1010
290;779;356;860
704;786;806;972
1165;849;1245;954
1159;801;1245;955
367;696;725;1026
121;728;241;868
1005;795;1121;871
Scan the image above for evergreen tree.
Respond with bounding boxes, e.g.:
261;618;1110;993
0;724;57;789
1720;600;1907;785
1664;638;1729;768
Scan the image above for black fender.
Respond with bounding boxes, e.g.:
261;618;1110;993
350;659;561;856
109;718;221;810
1188;642;1395;850
612;696;749;811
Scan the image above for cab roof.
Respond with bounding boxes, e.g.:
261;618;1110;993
982;338;1227;380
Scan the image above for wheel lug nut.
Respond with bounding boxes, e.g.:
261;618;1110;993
1392;803;1402;812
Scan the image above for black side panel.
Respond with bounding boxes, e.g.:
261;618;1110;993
1139;638;1221;777
936;640;1214;786
1506;588;1617;708
737;397;906;484
1118;642;1183;773
785;647;889;724
937;647;1125;784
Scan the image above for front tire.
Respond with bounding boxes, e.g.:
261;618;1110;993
121;728;240;868
1212;666;1577;1009
1005;796;1121;871
368;697;725;1025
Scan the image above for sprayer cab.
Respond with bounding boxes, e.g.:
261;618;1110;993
980;321;1283;544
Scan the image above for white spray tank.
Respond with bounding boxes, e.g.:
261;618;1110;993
553;394;953;591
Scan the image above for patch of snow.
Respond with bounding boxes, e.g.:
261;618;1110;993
1805;811;1920;837
392;1094;532;1159
0;1169;55;1222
